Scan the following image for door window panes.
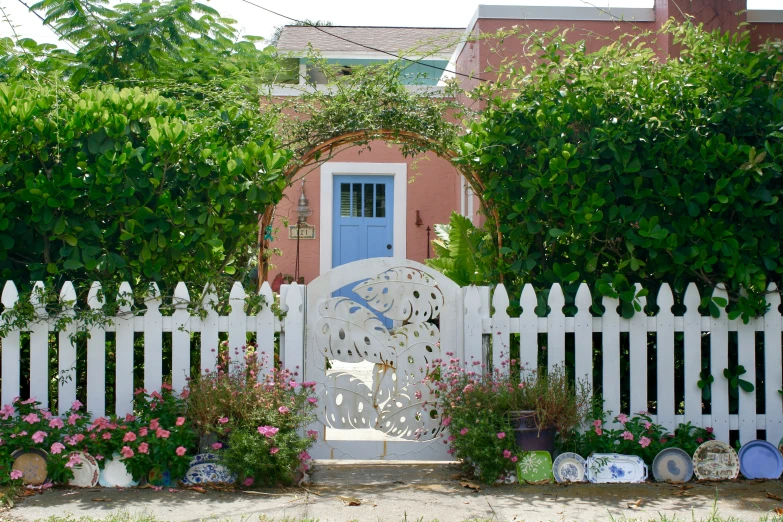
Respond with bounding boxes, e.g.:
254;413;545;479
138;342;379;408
339;181;387;218
364;184;375;217
375;184;386;218
351;183;361;217
340;183;351;217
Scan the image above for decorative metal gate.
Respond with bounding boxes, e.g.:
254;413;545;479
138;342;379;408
305;258;461;460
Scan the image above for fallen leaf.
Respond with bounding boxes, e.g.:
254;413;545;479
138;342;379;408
91;498;112;502
460;481;481;492
767;492;782;501
775;508;783;516
338;495;362;506
189;487;207;494
627;499;645;509
463;501;470;504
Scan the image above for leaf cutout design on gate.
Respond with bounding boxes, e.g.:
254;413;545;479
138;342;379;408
353;268;444;323
314;298;397;367
322;373;379;429
376;382;445;440
315;266;444;441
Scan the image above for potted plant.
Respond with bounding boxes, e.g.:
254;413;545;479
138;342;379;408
433;356;588;484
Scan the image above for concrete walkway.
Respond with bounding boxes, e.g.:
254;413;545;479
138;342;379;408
7;462;783;522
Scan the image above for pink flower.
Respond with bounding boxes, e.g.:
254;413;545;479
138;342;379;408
269;447;279;455
617;413;628;424
592;420;602;428
442;417;452;428
138;443;149;454
278;406;290;414
71;400;83;411
149;419;160;430
302;381;317;389
120;446;134;459
511;456;518;463
20;398;35;405
139;427;148;437
298;451;311;462
68;413;81;426
134;387;147;396
123;432;137;442
22;413;40;424
1;404;15;419
644;422;652;430
503;450;512;459
595;427;603;436
257;426;279;438
65;453;81;468
155;429;170;439
696;437;704;443
243;477;254;486
50;442;65;454
289;381;299;388
42;410;53;420
218;417;229;424
124;413;136;422
10;469;23;480
49;418;64;429
639;436;651;448
175;446;186;456
415;390;423;400
706;427;714;434
306;430;319;440
175;417;185;426
31;431;46;443
307;398;318;404
497;432;506;439
95;455;104;461
102;432;112;440
212;442;223;450
622;431;634;441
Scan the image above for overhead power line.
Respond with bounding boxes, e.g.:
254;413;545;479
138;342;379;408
236;0;490;83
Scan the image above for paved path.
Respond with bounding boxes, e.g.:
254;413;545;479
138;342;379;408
7;462;783;522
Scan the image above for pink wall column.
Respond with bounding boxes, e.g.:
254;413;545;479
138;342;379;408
266;142;464;284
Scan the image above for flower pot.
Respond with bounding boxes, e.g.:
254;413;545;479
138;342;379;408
509;411;556;453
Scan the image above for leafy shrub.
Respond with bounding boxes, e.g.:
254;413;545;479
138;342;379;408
433;356;588;484
185;344;317;486
558;412;715;465
455;23;783;319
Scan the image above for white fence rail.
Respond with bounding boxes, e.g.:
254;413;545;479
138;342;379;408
1;277;782;452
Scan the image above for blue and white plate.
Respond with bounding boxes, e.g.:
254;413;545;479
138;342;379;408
181;462;236;485
652;448;693;483
552;452;586;483
585;453;648;483
738;440;783;480
189;453;220;466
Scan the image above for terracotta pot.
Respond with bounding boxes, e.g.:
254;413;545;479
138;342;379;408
509;410;556;453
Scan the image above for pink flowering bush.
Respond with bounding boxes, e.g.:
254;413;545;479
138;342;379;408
558;412;716;465
185;345;317;486
0;398;91;485
432;355;588;484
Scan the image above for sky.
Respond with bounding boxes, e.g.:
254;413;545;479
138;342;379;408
0;0;780;48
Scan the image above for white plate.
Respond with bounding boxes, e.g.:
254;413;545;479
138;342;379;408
586;453;648;483
98;454;139;488
553;452;586;483
68;452;100;488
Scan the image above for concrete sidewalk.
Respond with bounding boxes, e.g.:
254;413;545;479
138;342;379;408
7;462;783;522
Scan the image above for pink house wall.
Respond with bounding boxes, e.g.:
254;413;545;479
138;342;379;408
266;142;463;284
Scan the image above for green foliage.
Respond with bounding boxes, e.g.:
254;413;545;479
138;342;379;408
455;23;783;319
426;212;496;286
558;412;715;466
0;82;290;290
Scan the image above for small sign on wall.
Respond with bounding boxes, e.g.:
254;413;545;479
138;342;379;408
288;224;316;240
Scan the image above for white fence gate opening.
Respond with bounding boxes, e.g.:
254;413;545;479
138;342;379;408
1;258;782;460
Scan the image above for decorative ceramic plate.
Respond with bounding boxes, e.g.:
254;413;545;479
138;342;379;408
586;453;648;483
516;451;553;484
552;452;587;483
11;448;48;485
189;453;220;466
692;441;739;481
738;440;783;480
148;468;174;487
181;462;236;485
652;448;693;483
98;454;139;488
68;452;100;488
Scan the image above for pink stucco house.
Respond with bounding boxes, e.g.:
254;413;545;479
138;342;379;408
266;1;782;287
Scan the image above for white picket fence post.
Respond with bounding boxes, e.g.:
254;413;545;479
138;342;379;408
29;281;48;407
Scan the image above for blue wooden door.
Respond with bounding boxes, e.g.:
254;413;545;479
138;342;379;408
332;175;394;324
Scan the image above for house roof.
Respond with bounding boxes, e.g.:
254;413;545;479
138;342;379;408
276;26;463;57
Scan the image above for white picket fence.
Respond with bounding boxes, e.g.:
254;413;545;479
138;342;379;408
1;277;782;452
